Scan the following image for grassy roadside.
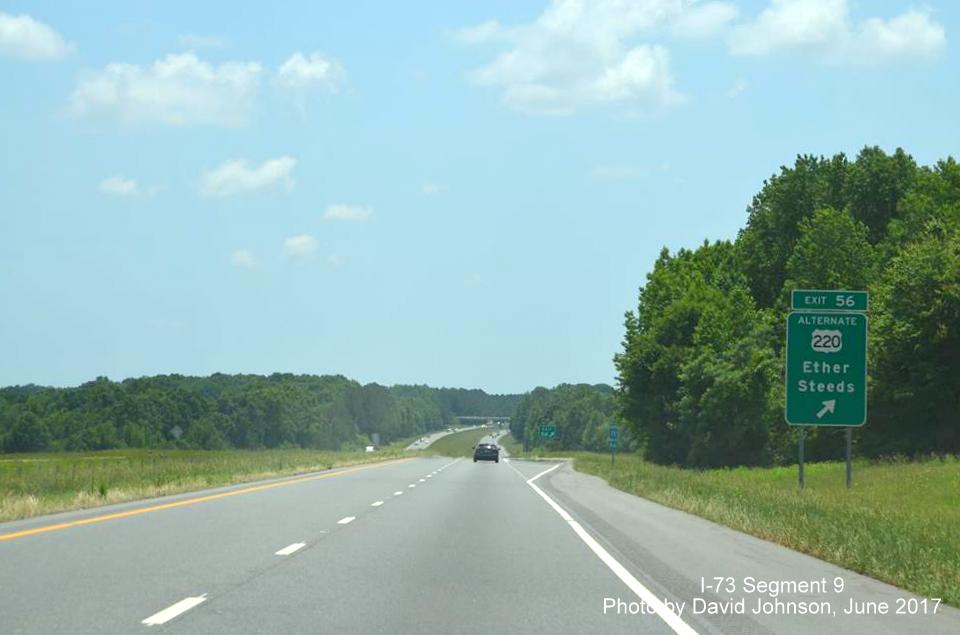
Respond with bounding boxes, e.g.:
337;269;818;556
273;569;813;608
564;452;959;607
0;447;409;523
429;427;497;457
498;432;523;455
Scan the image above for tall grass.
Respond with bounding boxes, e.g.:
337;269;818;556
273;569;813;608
0;447;407;522
571;452;960;607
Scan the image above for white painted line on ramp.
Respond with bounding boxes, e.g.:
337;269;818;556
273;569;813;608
371;501;384;507
275;542;306;556
337;516;356;525
526;465;699;635
142;595;207;626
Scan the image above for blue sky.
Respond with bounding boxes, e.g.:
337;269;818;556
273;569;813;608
1;0;957;392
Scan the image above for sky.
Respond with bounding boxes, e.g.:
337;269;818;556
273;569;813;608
1;0;958;393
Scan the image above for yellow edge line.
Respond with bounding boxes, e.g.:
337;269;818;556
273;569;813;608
0;457;415;542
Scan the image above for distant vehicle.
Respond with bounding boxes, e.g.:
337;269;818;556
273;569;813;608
473;443;499;463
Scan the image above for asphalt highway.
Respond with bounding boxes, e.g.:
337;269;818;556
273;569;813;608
405;426;478;450
1;438;958;634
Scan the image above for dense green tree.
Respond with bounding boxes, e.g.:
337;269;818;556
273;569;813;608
868;227;960;455
5;411;52;452
737;154;848;308
844;147;917;243
0;375;521;454
510;384;629;453
784;207;875;293
618;146;959;466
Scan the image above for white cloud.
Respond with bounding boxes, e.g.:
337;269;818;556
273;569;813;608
670;2;738;39
459;0;743;115
99;176;143;197
200;156;296;198
0;12;71;60
284;234;318;259
323;204;372;222
725;77;748;98
421;182;445;195
457;20;504;44
730;0;946;66
591;163;647;180
70;53;262;126
179;34;227;49
231;249;257;269
276;52;345;91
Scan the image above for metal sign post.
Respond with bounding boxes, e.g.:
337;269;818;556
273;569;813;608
845;427;852;489
798;428;805;491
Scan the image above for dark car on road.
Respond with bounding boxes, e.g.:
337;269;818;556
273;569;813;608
473;442;499;463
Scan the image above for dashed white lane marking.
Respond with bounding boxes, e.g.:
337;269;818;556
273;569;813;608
371;501;384;507
524;464;698;635
337;516;356;525
394;491;403;496
275;542;306;556
408;484;416;488
419;478;425;482
142;595;207;626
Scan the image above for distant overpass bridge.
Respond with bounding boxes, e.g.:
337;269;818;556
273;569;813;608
454;415;511;423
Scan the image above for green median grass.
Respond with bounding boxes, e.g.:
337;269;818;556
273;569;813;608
565;452;959;607
428;427;496;457
0;447;409;523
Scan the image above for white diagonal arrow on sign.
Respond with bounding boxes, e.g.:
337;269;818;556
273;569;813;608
816;400;836;419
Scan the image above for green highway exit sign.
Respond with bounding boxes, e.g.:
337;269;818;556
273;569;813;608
791;289;868;312
785;290;868;427
539;424;556;439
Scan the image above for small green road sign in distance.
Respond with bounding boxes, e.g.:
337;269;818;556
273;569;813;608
785;310;867;426
791;289;868;312
609;426;618;441
539;424;556;439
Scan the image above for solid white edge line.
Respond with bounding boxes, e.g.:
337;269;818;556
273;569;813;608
142;595;207;626
526;466;698;635
275;542;306;556
527;463;562;484
371;500;384;507
337;516;356;525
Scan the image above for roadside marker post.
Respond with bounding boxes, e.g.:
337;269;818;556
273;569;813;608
609;425;619;466
786;290;868;490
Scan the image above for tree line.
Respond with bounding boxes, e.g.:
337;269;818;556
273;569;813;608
509;383;637;453
0;374;521;453
509;148;958;467
614;147;960;467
